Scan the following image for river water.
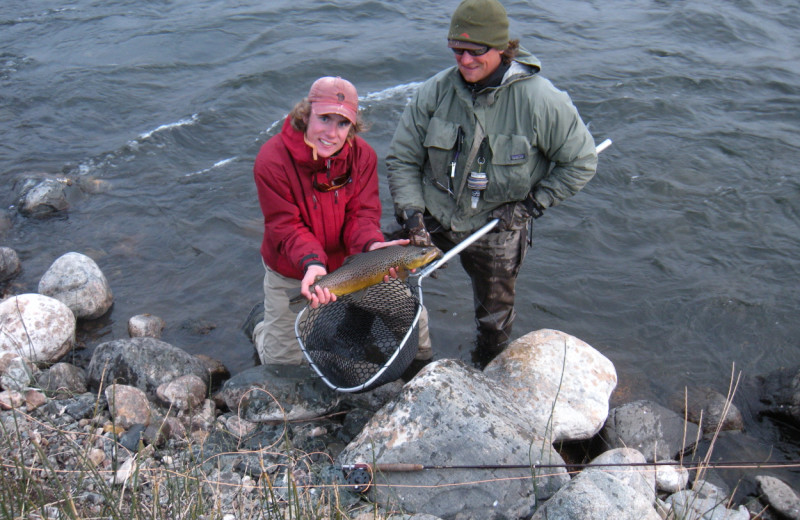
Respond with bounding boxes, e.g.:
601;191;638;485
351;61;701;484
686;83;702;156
2;0;799;490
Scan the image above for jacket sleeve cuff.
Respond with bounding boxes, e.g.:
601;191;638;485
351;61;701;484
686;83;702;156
299;254;323;274
362;239;378;253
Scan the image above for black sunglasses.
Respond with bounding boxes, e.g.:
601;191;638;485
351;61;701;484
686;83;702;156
451;45;490;57
313;171;352;192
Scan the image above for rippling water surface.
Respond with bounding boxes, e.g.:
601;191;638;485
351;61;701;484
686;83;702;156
2;0;799;488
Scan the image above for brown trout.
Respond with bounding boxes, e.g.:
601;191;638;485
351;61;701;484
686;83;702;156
289;245;442;305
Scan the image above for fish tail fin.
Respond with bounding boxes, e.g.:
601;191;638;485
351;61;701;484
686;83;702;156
286;288;305;306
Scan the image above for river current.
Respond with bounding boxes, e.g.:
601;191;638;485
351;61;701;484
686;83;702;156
2;0;799;490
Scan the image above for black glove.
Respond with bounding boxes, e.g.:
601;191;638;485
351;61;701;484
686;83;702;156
402;210;433;247
522;193;546;219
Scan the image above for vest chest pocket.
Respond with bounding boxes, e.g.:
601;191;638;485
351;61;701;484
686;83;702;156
483;133;537;202
423;117;460;194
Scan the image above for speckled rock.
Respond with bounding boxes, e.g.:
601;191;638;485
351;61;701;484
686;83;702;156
105;383;152;429
0;293;75;363
484;329;617;442
38;252;113;320
156;374;206;411
127;314;166;338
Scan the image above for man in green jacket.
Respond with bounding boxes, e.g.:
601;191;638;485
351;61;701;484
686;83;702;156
387;0;598;366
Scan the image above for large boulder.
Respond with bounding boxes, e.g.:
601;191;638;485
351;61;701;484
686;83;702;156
484;329;617;442
0;293;75;363
86;337;209;395
338;359;570;520
38;252;113;319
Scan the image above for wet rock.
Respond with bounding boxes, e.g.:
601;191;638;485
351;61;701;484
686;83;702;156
484;328;617;442
17;176;69;217
758;364;800;429
38;252;113;320
338;358;570;520
35;362;87;397
156;374;206;411
215;364;339;423
86;337;209;395
671;385;744;434
0;293;76;363
105;383;151;429
180;318;216;335
127;313;166;338
601;400;700;462
756;475;800;520
0;246;20;282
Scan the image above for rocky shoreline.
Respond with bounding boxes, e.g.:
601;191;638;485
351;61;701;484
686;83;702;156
2;248;800;519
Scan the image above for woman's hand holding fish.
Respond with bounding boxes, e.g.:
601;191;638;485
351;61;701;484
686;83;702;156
301;264;337;309
368;239;416;281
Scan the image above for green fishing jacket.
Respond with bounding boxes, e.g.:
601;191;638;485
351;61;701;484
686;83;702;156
387;48;598;233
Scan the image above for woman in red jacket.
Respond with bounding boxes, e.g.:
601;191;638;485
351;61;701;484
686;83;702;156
252;76;406;365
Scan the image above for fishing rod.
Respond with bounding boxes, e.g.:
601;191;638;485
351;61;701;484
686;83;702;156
340;459;800;492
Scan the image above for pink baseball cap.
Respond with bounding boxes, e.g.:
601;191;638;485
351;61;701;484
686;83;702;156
308;76;359;125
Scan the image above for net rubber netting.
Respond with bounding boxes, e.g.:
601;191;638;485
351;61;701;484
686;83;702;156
296;278;420;393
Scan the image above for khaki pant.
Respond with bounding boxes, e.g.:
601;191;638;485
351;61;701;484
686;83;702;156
252;263;306;365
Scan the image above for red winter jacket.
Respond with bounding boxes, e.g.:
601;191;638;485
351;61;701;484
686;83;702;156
254;118;385;280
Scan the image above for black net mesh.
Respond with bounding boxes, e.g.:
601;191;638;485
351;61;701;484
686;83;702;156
296;278;420;392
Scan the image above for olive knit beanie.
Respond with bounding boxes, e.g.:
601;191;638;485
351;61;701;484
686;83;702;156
448;0;509;50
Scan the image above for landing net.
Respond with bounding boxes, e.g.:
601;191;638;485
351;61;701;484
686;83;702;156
295;278;421;393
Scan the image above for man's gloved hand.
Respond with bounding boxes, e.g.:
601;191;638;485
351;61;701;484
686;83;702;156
402;210;433;247
522;193;546;219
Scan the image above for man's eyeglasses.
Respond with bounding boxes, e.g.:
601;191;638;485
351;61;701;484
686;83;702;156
313;171;352;192
451;45;490;57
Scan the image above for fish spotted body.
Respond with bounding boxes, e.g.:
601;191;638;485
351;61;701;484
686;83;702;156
289;245;442;305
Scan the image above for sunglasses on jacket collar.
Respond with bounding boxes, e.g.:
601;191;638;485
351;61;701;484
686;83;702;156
313;171;352;192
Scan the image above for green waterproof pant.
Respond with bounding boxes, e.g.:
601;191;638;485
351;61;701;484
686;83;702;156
430;222;528;356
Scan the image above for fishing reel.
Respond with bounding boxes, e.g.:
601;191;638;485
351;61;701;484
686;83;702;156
341;463;373;493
